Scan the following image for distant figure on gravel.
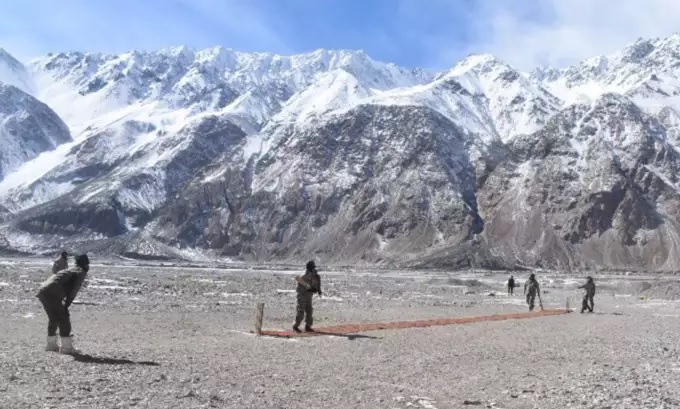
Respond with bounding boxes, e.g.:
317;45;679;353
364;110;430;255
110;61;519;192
36;254;90;354
524;274;541;311
293;260;322;333
579;276;596;313
52;251;68;274
507;276;515;295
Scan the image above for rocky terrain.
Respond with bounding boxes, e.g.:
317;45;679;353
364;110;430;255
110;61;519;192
2;36;680;269
1;260;680;408
0;83;71;181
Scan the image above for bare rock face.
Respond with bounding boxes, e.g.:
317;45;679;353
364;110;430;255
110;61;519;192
477;94;680;271
149;105;486;264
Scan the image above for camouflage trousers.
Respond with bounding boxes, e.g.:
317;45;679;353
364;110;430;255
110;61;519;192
37;292;71;337
581;295;594;313
526;292;536;311
294;293;314;328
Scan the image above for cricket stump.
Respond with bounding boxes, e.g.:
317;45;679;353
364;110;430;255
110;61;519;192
255;302;265;336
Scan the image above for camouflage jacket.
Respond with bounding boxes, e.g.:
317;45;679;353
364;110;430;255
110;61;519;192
524;278;540;296
52;257;68;274
38;267;88;305
296;270;321;295
579;281;596;297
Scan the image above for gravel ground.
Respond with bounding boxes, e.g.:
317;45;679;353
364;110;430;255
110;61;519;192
1;261;680;408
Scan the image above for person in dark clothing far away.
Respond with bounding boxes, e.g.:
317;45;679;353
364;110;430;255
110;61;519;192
507;275;515;295
293;260;322;333
52;251;68;274
579;276;596;313
36;254;90;354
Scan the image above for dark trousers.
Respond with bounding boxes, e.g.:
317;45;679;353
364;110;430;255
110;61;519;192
294;294;313;328
508;286;514;295
38;293;71;337
526;293;536;311
581;295;594;313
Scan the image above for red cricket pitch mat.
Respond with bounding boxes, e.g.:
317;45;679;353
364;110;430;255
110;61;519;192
257;309;569;338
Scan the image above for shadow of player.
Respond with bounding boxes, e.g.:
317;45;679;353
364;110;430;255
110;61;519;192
71;353;160;366
309;331;381;340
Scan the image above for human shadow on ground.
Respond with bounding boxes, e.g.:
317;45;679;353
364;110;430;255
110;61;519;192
300;331;381;340
262;331;381;340
71;353;160;366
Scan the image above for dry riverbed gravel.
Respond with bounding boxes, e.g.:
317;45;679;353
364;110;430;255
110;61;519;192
1;260;679;408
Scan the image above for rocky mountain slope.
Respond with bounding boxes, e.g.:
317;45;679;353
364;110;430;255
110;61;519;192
0;83;70;186
2;36;680;270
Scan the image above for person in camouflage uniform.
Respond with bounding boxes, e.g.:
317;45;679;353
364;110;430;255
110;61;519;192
579;276;596;313
36;254;89;354
293;260;322;333
524;273;541;311
52;251;68;274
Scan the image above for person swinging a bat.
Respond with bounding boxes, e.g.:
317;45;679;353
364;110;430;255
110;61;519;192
293;260;322;333
524;273;542;311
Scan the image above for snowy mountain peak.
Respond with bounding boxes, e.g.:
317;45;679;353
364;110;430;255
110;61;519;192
448;53;507;76
532;34;680;107
618;37;655;64
0;48;34;94
0;48;18;63
25;46;433;135
158;45;194;58
271;68;371;124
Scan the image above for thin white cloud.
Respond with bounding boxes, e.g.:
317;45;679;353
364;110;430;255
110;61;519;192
468;0;680;70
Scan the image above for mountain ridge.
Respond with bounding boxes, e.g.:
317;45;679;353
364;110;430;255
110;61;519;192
1;37;680;269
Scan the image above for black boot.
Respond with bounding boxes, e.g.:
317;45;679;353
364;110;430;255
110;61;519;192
304;326;315;332
292;325;301;333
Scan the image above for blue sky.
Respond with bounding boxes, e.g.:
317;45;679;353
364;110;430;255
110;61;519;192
1;0;679;70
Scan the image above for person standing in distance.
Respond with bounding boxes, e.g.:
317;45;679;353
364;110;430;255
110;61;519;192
579;276;596;313
52;251;68;274
507;275;515;295
524;273;541;311
293;260;322;333
36;254;90;354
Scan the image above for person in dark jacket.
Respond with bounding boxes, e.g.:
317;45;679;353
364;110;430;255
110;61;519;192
293;260;322;332
579;276;596;313
36;254;90;353
507;275;515;295
52;251;68;274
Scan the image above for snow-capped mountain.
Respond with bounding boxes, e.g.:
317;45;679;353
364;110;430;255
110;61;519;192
370;54;561;144
476;93;680;270
532;35;680;110
29;47;430;133
0;83;71;183
3;36;680;270
0;49;34;94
